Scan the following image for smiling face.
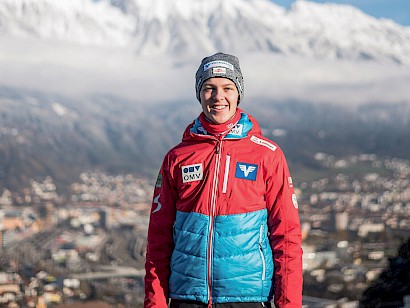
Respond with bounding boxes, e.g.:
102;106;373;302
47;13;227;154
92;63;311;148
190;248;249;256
199;78;239;124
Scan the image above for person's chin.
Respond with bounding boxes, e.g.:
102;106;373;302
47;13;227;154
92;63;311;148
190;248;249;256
211;116;228;124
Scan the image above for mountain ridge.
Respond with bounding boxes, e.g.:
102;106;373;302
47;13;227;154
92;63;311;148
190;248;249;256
1;0;409;64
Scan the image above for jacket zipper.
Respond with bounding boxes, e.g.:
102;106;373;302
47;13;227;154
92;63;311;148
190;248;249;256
259;224;266;280
222;154;230;194
207;139;223;307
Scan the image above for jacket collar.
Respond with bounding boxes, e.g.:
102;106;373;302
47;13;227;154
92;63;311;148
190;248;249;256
188;109;254;140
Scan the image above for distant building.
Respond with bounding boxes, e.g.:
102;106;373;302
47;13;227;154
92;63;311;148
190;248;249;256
99;208;111;230
358;223;384;237
336;212;349;231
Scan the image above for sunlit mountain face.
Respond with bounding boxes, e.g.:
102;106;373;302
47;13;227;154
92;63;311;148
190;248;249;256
1;0;410;63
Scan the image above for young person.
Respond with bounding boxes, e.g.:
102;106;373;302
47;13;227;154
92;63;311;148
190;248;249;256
144;52;303;308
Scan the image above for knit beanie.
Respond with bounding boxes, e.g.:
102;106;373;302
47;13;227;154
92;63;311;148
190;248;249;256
195;52;244;103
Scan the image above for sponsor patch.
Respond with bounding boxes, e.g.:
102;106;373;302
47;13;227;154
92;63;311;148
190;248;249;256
250;136;277;152
204;60;234;72
292;193;299;209
182;163;203;183
288;177;293;188
229;124;243;136
235;162;258;181
155;173;162;188
213;67;226;74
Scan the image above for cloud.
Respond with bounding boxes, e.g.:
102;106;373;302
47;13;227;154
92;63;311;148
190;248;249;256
1;37;409;107
241;53;410;106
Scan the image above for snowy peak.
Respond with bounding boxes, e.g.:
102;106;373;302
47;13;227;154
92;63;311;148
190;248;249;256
0;0;135;46
112;0;285;20
280;1;410;63
0;0;410;64
289;0;369;21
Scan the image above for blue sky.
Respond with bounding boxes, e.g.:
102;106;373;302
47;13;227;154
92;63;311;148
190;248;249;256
271;0;410;26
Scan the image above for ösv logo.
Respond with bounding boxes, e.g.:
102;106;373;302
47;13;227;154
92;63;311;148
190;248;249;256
182;163;203;183
236;162;258;181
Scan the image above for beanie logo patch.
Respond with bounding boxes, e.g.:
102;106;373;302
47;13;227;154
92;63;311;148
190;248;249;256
213;67;226;74
204;60;234;72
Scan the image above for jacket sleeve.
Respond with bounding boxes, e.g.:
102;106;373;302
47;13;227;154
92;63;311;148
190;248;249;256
265;149;303;308
144;155;178;308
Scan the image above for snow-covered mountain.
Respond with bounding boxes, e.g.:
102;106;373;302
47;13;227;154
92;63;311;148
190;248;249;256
1;0;410;193
1;0;410;64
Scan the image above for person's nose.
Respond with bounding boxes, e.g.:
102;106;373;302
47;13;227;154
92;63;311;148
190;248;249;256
212;87;224;101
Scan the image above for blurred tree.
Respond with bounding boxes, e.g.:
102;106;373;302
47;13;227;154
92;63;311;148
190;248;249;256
360;238;410;307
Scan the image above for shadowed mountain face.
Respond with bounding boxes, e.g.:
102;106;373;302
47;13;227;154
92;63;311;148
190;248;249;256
0;88;188;193
1;87;409;193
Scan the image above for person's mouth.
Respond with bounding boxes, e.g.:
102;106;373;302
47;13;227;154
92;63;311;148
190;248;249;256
211;104;228;111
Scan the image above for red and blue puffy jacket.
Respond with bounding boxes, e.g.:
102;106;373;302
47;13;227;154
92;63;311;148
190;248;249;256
144;110;303;307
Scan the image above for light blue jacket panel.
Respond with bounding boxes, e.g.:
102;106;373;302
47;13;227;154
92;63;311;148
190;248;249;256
169;209;274;303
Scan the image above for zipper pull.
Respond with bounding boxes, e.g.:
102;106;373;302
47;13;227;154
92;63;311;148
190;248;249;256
215;141;220;154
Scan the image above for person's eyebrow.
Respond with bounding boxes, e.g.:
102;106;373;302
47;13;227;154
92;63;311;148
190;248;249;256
203;82;234;87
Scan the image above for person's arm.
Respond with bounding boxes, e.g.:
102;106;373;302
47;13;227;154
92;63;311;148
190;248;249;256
144;156;177;308
265;150;303;308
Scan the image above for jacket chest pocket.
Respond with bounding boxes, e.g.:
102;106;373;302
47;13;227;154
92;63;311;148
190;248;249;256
222;158;266;211
222;154;231;194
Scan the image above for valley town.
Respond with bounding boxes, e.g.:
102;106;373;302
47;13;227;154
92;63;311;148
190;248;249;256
1;153;409;307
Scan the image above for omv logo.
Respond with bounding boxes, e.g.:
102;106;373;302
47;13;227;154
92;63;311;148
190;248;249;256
182;163;203;183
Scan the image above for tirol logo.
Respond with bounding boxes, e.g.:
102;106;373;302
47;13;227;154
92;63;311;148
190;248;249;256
229;124;243;136
182;163;203;183
155;173;162;188
235;162;258;181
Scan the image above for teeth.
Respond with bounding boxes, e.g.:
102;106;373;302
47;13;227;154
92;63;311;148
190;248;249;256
213;105;226;110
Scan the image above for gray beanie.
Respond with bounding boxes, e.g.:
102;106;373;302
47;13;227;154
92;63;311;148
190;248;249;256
195;52;244;103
